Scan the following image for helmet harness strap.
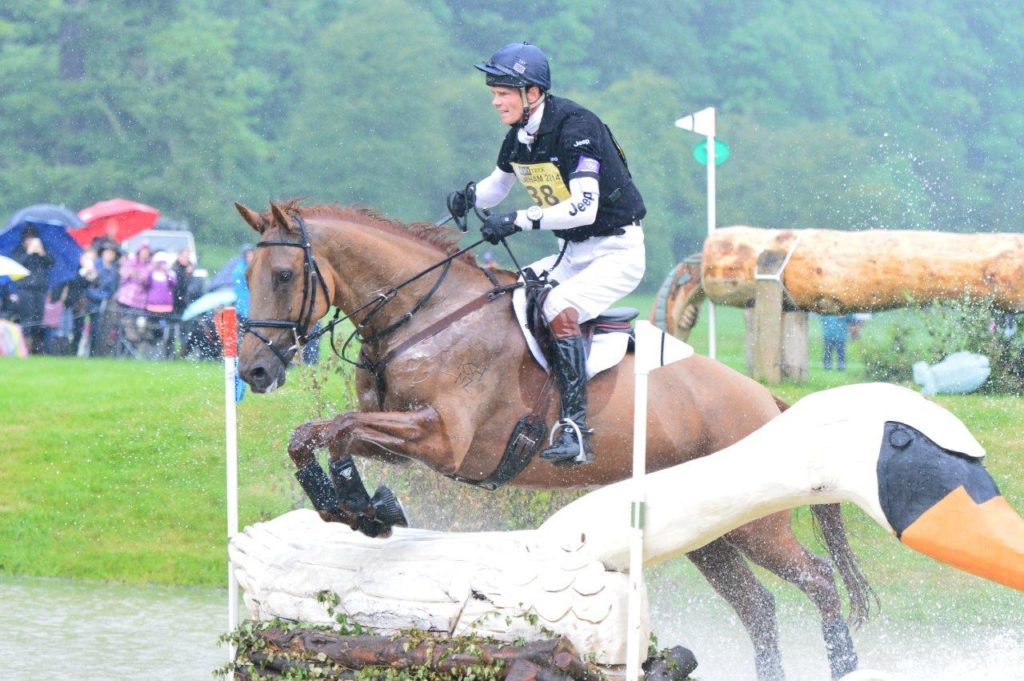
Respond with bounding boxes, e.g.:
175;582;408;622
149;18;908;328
518;88;545;127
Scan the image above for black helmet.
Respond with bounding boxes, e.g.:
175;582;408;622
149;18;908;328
475;42;551;91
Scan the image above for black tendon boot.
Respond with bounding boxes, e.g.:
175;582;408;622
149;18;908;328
328;455;408;538
295;459;342;516
539;334;594;465
328;455;383;537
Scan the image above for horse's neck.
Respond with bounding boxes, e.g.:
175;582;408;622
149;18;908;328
314;218;493;339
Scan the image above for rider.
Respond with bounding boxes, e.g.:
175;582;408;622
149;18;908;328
448;42;646;466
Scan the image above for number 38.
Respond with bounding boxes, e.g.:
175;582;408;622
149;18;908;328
526;185;560;206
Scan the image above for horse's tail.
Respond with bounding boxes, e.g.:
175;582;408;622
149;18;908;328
773;393;879;629
811;503;879;629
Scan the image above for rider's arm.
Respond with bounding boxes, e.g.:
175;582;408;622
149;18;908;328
513;157;601;231
474;166;517;209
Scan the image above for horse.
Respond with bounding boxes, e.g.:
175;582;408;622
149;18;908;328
234;200;874;681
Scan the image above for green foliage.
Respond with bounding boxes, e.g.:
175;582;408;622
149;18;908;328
216;619;510;681
2;2;1024;289
859;300;1024;394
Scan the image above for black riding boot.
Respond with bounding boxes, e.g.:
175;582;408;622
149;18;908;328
539;334;594;465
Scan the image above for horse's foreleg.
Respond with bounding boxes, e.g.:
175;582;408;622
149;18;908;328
288;406;455;536
687;539;785;681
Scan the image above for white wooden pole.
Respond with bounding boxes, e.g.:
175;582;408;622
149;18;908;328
215;307;240;661
675;107;718;359
625;321;653;681
705;111;718;360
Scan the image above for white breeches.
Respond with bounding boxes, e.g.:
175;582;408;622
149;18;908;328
527;224;646;323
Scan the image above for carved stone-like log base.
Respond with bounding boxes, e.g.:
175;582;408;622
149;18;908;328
229;623;609;680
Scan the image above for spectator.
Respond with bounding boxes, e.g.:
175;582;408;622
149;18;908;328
116;241;153;312
60;248;99;355
145;253;178;358
42;285;66;354
11;226;53;354
145;253;177;316
115;241;154;357
821;314;853;371
86;241;120;356
231;244;256;322
172;247;196;316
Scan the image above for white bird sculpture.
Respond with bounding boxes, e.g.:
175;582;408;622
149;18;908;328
230;383;1023;675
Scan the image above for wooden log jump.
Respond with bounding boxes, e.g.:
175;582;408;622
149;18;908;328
702;226;1024;313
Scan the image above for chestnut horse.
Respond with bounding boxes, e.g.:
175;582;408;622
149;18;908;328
235;200;873;681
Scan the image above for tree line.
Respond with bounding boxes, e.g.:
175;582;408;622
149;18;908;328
2;1;1021;288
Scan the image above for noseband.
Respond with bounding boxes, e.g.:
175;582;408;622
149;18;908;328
245;215;331;368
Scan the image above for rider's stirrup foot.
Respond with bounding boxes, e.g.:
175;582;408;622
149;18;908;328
552;449;594;467
540;420;594;467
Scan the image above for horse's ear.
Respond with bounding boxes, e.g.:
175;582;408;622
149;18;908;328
270;202;292;232
235;202;265;234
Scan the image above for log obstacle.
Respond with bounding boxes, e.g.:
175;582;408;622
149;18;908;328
702;226;1024;314
229;384;1024;679
653;226;1024;382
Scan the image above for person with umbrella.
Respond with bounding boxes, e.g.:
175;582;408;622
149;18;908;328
11;226;53;353
85;240;120;356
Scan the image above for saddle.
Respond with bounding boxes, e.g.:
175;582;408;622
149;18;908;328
448;271;637;490
522;268;637;363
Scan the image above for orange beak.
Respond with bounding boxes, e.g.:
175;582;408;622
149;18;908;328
900;485;1024;591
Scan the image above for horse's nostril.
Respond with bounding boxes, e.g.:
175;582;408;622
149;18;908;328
250;366;267;380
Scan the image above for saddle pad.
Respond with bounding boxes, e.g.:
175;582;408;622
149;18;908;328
513;287;629;379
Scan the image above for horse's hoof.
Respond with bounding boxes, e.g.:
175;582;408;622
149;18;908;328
643;645;698;680
355;516;388;538
371;485;409;528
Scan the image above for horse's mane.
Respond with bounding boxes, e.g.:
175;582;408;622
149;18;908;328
275;199;478;266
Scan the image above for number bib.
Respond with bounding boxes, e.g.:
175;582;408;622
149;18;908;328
511;162;570;207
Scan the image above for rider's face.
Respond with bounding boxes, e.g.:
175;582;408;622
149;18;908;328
490;86;523;125
490;86;541;126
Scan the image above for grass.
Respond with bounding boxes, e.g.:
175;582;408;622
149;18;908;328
1;297;1021;630
0;355;351;584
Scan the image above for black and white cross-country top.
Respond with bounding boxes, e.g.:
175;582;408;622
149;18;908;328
495;95;646;242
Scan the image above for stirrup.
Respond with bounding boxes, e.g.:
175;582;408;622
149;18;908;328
541;418;593;466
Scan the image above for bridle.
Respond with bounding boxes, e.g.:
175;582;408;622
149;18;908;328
245;209;531;411
244;214;331;368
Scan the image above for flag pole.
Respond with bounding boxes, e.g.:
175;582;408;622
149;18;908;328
214;307;240;662
626;321;695;679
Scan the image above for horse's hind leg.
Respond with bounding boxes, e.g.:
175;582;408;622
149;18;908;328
687;539;785;681
726;515;858;680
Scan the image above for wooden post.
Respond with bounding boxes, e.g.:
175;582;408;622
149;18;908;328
753;250;785;383
745;303;808;383
781;311;808;382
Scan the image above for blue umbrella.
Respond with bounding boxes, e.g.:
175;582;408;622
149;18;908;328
208;254;243;291
3;204;85;232
0;218;84;289
182;288;237;321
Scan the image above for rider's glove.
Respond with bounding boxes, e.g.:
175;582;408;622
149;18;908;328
480;212;521;244
446;188;472;219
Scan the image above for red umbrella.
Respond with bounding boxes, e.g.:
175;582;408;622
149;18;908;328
71;198;161;246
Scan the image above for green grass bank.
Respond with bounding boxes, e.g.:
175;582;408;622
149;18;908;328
1;305;1021;623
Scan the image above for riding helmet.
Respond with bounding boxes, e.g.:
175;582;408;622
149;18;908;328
475;42;551;91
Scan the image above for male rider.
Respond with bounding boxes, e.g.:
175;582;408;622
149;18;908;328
448;42;646;466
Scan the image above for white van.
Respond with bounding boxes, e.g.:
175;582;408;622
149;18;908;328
122;229;207;277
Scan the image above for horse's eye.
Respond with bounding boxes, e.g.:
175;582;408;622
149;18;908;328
275;270;293;285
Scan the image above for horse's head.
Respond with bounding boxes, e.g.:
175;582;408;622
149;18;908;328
235;201;333;393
